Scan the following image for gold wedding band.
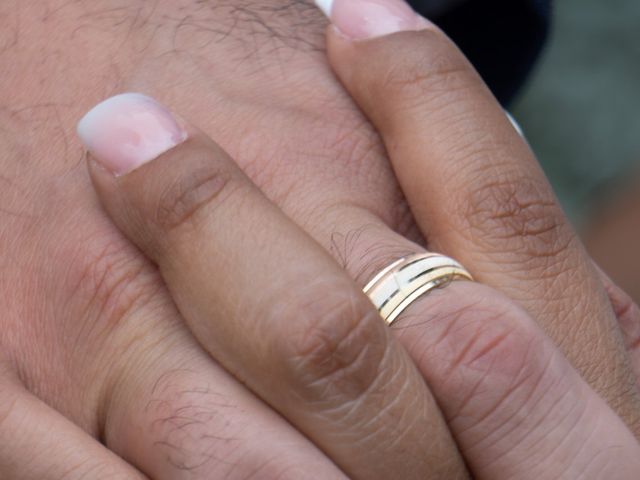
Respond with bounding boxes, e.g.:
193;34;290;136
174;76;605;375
363;253;474;326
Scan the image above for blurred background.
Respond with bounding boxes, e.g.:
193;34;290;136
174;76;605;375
512;0;640;301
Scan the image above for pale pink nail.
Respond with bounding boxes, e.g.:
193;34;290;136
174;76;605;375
315;0;430;40
77;93;188;176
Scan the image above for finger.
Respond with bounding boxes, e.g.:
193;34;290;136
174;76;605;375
390;281;640;479
101;298;347;480
320;0;640;429
51;189;346;478
0;368;146;480
78;93;468;479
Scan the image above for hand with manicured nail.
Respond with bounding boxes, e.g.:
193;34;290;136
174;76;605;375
1;0;638;478
74;0;640;474
78;92;467;479
0;2;435;478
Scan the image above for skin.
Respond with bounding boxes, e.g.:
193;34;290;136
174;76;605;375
1;0;640;477
87;101;640;479
1;1;458;478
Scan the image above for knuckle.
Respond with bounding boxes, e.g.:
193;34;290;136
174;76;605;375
424;289;593;462
154;158;239;234
276;279;388;402
423;285;551;419
439;292;538;376
382;55;464;97
382;31;468;94
460;171;574;261
375;31;474;115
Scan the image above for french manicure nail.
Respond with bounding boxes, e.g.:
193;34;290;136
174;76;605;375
315;0;430;40
77;93;188;176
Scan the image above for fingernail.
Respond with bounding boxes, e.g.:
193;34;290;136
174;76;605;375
77;93;188;176
315;0;430;40
505;111;525;138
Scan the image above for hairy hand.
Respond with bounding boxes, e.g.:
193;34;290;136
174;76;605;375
0;1;419;478
1;0;640;478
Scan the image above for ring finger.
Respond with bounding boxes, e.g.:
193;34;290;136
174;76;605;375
319;0;640;431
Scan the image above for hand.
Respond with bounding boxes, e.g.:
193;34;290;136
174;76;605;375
79;0;640;477
1;0;639;478
76;51;640;480
318;0;640;474
3;1;463;477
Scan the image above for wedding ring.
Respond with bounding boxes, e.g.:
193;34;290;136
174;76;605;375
363;253;473;325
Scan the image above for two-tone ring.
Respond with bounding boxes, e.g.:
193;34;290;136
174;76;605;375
363;253;474;326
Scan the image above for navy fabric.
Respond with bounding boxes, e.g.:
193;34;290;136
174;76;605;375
408;0;552;106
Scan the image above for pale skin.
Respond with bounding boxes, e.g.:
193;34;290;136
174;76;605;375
1;0;640;478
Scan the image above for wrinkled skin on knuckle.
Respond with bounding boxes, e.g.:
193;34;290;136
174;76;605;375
152;153;238;236
457;168;575;264
414;285;549;423
450;167;640;409
355;29;473;123
276;279;388;406
413;286;592;471
417;288;633;477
